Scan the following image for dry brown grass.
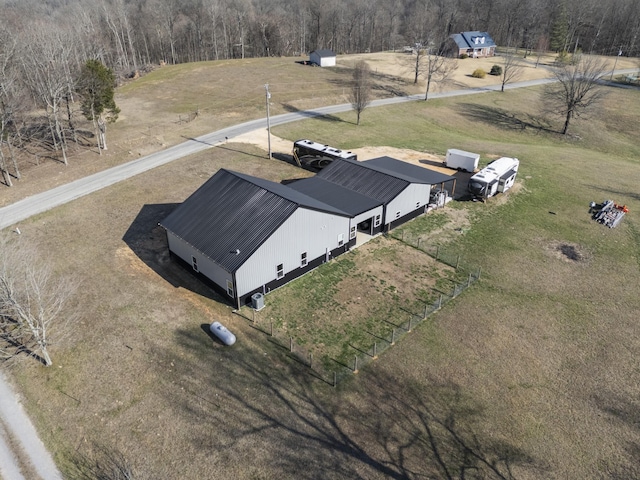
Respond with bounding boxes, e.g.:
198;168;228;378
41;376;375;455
3;53;640;480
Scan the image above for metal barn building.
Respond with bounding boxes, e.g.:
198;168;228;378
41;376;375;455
315;157;456;230
160;159;455;307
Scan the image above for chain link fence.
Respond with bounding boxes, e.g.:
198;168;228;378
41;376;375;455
236;237;481;387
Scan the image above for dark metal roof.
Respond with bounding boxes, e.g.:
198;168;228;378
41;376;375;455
311;49;336;58
364;156;455;185
160;169;346;273
288;177;383;216
450;32;496;50
316;158;409;204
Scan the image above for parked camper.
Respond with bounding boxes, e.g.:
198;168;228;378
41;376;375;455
445;149;480;172
468;157;519;199
292;139;357;170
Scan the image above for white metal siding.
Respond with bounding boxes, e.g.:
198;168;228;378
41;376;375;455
235;208;349;296
351;205;383;226
166;232;233;295
385;184;431;225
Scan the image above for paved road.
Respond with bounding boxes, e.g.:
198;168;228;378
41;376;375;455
0;372;63;479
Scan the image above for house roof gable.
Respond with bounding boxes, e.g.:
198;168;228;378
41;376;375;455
450;32;496;49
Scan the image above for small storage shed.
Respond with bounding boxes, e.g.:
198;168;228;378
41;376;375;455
309;49;336;67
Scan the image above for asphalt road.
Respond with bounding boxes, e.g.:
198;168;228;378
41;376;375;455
0;372;63;479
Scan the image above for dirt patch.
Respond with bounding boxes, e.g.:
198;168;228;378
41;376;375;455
546;240;589;263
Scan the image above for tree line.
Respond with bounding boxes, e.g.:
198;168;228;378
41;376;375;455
0;0;638;185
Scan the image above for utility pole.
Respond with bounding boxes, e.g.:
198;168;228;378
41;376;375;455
265;84;272;159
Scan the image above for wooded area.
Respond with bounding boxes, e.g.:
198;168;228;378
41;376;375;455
0;0;638;185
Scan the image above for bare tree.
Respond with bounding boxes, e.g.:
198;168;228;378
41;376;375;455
0;235;75;367
543;55;608;134
423;48;457;101
500;50;524;91
348;60;372;125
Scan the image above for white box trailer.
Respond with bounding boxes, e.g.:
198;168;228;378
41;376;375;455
468;157;519;199
445;148;480;172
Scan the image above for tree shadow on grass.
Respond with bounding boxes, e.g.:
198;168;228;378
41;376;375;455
585;184;640;203
154;325;547;479
456;103;556;133
281;103;346;124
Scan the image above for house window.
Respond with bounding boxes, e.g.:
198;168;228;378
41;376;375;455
191;256;199;272
416;202;421;209
395;211;401;219
301;252;308;267
226;280;234;297
338;233;344;246
276;263;284;279
374;214;381;227
349;226;356;240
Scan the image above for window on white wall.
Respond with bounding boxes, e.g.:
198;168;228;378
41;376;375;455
276;263;284;279
338;233;344;246
301;252;308;267
395;211;401;219
416;202;420;209
374;214;381;227
226;280;234;297
191;256;199;272
349;226;356;239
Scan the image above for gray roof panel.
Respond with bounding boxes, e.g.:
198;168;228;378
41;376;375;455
161;170;297;272
364;156;455;185
316;158;409;203
288;177;383;216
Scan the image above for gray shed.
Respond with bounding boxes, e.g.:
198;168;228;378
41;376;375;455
309;49;336;67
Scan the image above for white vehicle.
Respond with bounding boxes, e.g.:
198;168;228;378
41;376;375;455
468;157;519;199
445;148;480;172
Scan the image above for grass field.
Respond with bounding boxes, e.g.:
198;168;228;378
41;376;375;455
4;53;640;479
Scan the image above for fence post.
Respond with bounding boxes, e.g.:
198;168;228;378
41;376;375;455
408;316;412;332
435;246;439;261
354;355;359;373
468;273;472;287
438;294;443;309
309;353;313;368
252;309;255;323
456;254;461;269
391;328;396;345
417;238;421;249
290;337;293;352
270;321;273;337
478;266;482;280
424;303;428;319
373;342;378;359
333;372;337;387
401;231;404;241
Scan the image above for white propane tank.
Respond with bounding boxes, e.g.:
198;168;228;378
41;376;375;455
210;321;236;346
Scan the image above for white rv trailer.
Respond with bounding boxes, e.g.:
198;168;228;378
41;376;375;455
293;139;357;170
467;157;519;199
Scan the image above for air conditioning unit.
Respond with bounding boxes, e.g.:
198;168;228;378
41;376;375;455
251;292;265;311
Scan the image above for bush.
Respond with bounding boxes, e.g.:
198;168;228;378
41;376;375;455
490;64;502;76
555;50;571;65
459;53;469;59
471;68;486;78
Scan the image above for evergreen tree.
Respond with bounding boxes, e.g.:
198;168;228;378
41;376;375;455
550;5;569;52
77;59;120;153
